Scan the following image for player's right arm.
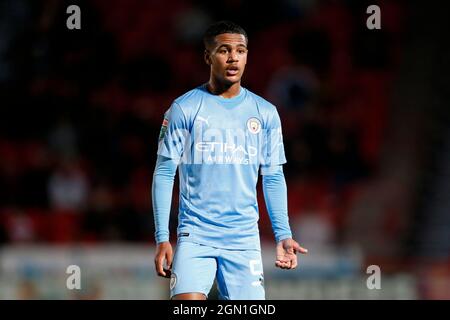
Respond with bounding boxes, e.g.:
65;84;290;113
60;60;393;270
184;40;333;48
152;155;177;277
152;102;189;278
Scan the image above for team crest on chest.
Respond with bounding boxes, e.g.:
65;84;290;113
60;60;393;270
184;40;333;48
247;117;261;134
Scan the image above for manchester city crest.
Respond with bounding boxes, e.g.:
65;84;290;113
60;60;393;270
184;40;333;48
247;117;261;134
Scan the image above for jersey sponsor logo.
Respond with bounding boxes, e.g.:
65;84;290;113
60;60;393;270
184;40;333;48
195;142;258;156
158;118;169;141
170;273;177;290
160;125;283;165
195;141;258;165
247;117;261;134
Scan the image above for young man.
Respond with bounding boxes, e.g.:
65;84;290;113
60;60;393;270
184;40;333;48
152;21;308;300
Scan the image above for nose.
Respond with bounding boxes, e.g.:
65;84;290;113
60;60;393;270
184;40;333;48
228;50;238;62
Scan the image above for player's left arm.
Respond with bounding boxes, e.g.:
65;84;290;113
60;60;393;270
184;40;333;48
261;105;307;269
261;165;308;270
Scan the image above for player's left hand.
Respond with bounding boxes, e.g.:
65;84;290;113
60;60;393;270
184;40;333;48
275;238;308;270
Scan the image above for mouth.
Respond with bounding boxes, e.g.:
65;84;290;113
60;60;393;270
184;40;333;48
226;66;239;76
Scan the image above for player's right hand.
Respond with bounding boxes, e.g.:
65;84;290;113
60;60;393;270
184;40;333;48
154;241;173;278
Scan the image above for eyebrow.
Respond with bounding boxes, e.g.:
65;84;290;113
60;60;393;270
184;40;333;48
216;43;248;50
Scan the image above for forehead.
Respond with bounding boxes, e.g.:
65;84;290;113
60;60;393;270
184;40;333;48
213;33;247;47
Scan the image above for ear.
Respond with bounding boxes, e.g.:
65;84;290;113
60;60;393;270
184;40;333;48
204;50;211;66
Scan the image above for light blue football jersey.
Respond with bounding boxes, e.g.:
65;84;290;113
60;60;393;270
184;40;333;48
157;84;286;250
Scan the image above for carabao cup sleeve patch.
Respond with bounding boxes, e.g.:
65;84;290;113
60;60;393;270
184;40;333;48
158;118;169;141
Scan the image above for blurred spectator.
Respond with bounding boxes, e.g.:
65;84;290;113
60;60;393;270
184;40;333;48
48;116;78;158
293;210;335;249
20;142;51;207
81;184;119;241
327;125;370;187
0;0;32;84
267;65;320;112
47;158;88;211
173;6;212;45
288;28;332;78
4;208;36;243
0;141;22;206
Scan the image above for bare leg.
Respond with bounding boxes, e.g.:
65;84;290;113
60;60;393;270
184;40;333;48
172;293;207;300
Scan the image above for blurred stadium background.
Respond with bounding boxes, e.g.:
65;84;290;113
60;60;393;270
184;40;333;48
0;0;449;299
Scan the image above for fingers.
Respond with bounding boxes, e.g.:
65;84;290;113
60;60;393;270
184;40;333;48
276;257;297;269
275;259;292;269
155;242;173;278
293;242;308;254
163;250;173;278
275;260;289;269
163;268;172;278
166;250;173;270
291;256;298;269
155;254;167;277
276;251;298;270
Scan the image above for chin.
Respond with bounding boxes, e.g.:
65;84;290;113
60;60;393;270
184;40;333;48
223;75;241;85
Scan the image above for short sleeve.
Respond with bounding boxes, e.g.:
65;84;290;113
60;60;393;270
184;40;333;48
156;102;189;162
260;108;287;170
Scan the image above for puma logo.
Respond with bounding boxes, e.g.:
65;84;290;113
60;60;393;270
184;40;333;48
196;116;210;127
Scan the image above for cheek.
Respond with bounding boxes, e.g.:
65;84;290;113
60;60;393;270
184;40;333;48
241;55;248;65
211;64;223;77
212;57;227;70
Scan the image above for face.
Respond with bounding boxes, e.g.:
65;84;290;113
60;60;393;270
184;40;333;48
205;33;248;85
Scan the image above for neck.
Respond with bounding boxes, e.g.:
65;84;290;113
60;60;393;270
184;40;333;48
207;77;241;98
